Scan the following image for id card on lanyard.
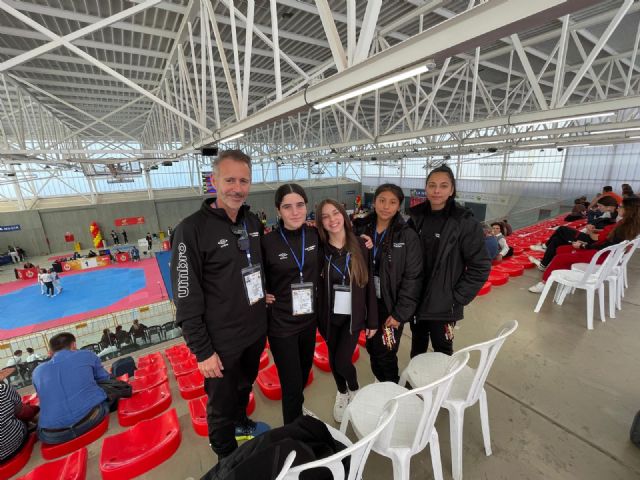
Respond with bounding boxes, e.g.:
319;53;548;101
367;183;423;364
327;252;351;315
280;228;314;316
373;229;386;299
237;220;264;305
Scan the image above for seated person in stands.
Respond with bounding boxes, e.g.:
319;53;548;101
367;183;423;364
5;350;22;369
529;196;640;293
502;218;513;236
483;225;499;260
587;186;622;224
491;222;513;260
23;261;34;269
128;320;147;342
590;195;618;229
99;329;116;350
72;252;81;260
564;198;587;221
32;332;111;445
86;250;97;258
25;348;45;363
114;326;130;346
0;368;39;464
622;183;635;198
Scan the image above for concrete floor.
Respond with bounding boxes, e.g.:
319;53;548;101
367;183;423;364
10;256;640;479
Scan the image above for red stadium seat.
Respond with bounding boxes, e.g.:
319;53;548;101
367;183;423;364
22;393;39;407
135;364;168;378
118;382;172;427
100;409;181;480
493;262;524;277
189;393;256;436
172;357;198;377
527;250;545;259
511;256;535;269
137;352;164;369
41;415;109;460
487;270;509;286
257;364;283;400
0;433;37;479
259;350;269;370
176;369;205;400
129;370;168;394
477;281;492;296
512;245;524;255
313;342;359;372
17;447;87;480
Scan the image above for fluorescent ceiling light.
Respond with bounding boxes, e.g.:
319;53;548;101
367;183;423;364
464;139;504;146
590;127;640;135
584;144;614;148
313;65;429;110
219;132;244;142
515;112;615;128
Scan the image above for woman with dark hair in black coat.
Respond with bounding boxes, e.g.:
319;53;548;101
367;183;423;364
408;165;491;356
354;184;422;383
261;184;319;425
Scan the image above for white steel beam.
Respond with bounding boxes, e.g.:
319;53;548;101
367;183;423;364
353;0;383;65
315;0;348;71
270;0;283;100
510;34;549;110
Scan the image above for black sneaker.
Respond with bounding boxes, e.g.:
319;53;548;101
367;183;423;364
234;418;271;441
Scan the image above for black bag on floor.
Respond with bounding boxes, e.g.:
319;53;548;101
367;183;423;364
631;411;640;448
202;415;347;480
111;356;136;378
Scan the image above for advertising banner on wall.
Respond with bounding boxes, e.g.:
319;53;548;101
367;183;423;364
409;188;427;208
0;224;21;232
115;217;145;226
202;172;216;194
61;255;110;271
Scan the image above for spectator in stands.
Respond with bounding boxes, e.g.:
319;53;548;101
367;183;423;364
8;245;20;264
99;329;116;350
23;261;34;269
128;320;147;343
145;233;152;253
0;367;39;463
502;218;513;236
25;348;45;363
408;165;491;357
588;186;623;223
33;332;111;444
564;198;587;221
492;222;514;260
622;183;635;198
167;226;173;238
590;195;618;229
121;230;128;244
114;326;130;346
5;351;23;380
529;196;640;293
483;225;500;260
87;250;97;258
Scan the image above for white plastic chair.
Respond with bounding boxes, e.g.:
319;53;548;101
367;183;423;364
533;243;627;330
398;320;518;480
278;401;399;480
274;452;297;480
570;239;637;318
341;352;470;480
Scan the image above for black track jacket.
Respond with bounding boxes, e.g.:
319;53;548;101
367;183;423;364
170;198;267;360
409;199;490;322
353;213;423;325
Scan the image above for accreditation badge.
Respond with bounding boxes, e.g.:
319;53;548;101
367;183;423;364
241;264;264;305
291;282;314;316
333;284;352;315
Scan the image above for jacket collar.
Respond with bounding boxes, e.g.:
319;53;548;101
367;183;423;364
201;197;250;223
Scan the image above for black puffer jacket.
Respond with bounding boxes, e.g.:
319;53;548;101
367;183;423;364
408;199;490;322
353;213;423;324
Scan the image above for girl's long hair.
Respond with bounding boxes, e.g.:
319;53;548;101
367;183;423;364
316;199;368;287
610;196;640;241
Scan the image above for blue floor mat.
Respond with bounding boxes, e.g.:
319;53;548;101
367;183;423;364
0;268;146;329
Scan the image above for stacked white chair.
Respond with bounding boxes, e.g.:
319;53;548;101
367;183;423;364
277;401;399;480
398;320;518;480
571;236;639;317
534;242;628;330
340;351;470;480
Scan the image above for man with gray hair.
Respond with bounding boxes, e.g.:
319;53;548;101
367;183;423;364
170;149;269;460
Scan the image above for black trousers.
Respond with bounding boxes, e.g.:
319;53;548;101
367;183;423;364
45;282;54;296
410;320;456;358
366;301;404;383
542;226;590;266
327;318;359;393
204;335;266;456
269;325;316;424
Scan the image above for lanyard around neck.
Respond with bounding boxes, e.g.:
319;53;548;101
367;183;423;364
373;228;387;265
279;227;306;282
326;252;351;285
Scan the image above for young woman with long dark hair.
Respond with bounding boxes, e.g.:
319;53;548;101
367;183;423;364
353;184;422;383
261;184;319;424
408;165;491;356
316;199;377;422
